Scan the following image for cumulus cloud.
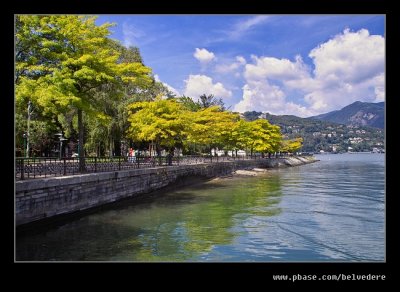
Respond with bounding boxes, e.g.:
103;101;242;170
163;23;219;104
234;80;314;116
309;29;384;83
305;28;385;112
372;73;385;102
234;28;385;116
245;55;310;81
193;48;216;64
184;74;232;99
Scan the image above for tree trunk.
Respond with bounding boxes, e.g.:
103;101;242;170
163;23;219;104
114;136;121;157
78;108;85;172
109;137;113;157
156;143;161;157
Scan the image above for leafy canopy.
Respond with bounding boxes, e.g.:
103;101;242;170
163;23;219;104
16;15;152;119
126;97;189;149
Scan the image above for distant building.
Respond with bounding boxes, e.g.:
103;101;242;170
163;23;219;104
349;137;363;144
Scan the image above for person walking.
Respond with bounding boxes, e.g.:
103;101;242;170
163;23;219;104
129;148;134;163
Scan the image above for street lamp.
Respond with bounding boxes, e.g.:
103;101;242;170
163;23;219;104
55;133;67;159
23;133;27;158
60;138;67;159
26;101;32;158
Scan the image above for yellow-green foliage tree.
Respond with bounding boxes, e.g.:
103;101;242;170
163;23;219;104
228;119;283;156
229;119;252;155
186;106;239;154
16;15;152;169
280;137;303;153
126;98;286;157
126;97;189;154
246;119;282;154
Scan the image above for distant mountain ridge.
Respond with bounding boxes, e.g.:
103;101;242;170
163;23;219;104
242;108;384;153
309;101;384;129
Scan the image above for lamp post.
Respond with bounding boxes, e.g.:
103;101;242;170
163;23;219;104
55;133;67;159
59;137;67;159
26;101;32;158
23;133;27;158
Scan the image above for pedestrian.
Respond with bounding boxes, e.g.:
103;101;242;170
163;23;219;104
129;148;134;163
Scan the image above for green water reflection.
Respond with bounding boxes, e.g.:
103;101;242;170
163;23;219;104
17;173;283;261
107;174;283;261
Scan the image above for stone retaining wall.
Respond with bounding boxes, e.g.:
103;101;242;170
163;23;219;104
15;157;316;226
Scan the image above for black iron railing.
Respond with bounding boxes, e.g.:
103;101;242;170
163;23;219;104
15;154;272;180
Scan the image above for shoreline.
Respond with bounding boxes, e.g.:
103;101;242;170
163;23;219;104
233;155;318;177
16;156;317;229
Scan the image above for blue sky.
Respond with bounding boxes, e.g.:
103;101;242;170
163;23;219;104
97;15;385;117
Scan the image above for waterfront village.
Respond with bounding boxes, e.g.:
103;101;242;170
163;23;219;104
245;112;384;154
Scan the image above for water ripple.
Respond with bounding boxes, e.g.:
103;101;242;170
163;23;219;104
16;154;385;262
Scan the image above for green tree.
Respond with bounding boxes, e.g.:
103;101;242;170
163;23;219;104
126;97;189;154
187;106;239;155
177;95;202;112
16;15;152;170
241;119;282;155
229;119;253;156
15;111;58;157
198;94;225;110
280;137;303;153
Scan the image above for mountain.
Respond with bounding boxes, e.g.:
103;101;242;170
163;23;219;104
310;101;384;129
242;110;384;153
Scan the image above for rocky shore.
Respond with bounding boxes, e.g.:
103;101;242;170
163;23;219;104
234;156;318;176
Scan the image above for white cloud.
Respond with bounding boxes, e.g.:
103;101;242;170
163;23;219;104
215;55;246;74
245;55;310;81
309;29;384;84
154;74;180;97
122;22;145;47
234;28;385;116
193;48;216;64
236;56;246;65
184;74;232;99
234;81;314;117
234;55;317;116
215;63;240;74
304;28;385;112
372;73;385;102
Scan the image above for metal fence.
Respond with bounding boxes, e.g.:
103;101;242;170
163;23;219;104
15;155;266;180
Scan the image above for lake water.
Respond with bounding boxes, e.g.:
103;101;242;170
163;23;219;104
16;153;385;262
